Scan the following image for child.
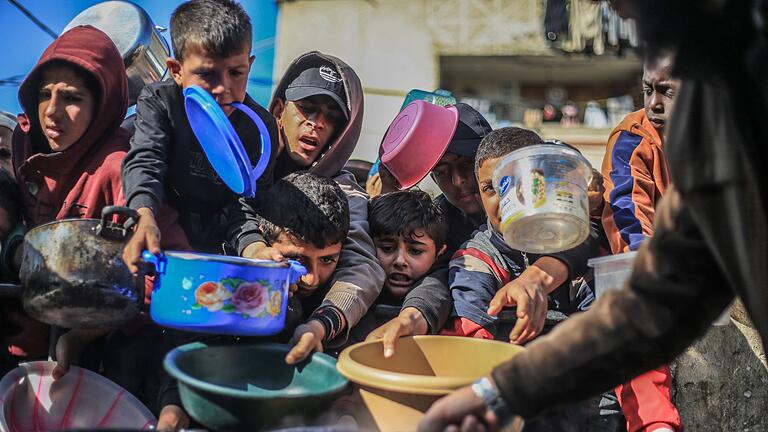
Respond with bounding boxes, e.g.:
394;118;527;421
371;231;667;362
9;24;190;428
0;112;16;176
231;52;385;364
346;190;447;344
122;0;279;265
446;128;597;341
241;171;350;360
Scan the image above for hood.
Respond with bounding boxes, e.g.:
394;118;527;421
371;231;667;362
269;51;364;178
15;25;128;173
609;108;663;148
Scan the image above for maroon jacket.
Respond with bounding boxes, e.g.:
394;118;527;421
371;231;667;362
5;26;187;359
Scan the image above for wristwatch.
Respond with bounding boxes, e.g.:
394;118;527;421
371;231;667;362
471;377;515;426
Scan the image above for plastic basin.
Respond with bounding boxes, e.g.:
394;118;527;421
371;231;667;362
0;362;155;431
164;342;348;431
336;336;523;431
587;251;638;297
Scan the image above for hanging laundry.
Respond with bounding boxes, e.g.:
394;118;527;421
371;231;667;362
544;0;569;45
562;0;604;54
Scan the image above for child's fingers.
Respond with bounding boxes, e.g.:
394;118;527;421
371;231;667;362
487;286;517;316
381;321;408;358
285;331;319;364
145;228;161;255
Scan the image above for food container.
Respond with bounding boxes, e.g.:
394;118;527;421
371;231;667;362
144;251;306;336
587;252;638;297
0;362;155;431
164;342;348;431
21;206;143;328
379;100;459;189
336;336;523;431
63;1;170;106
493;143;592;253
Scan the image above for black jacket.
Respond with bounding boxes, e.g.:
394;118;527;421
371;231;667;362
121;80;279;252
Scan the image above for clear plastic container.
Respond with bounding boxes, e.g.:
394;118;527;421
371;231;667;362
493;143;592;253
588;252;638;297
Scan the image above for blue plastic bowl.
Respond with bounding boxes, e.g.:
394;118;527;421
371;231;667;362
145;251;306;336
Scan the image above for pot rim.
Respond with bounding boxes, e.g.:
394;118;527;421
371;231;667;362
25;217;100;233
336;336;523;396
161;250;294;269
164;342;349;400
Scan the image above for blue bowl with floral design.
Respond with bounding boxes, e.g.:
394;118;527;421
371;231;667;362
144;251;306;336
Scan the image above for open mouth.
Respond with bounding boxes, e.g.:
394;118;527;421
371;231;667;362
298;135;320;152
648;117;665;128
387;272;413;288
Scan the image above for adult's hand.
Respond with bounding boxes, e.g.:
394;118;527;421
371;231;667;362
285;319;326;365
487;266;550;345
418;384;497;432
156;404;190;431
365;307;428;358
241;241;284;261
122;207;161;274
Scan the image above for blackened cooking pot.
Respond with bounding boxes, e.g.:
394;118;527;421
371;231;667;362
20;206;144;328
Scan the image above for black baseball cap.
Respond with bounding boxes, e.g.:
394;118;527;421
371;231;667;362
445;103;493;158
285;64;349;119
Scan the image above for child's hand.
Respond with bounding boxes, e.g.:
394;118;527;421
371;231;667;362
487;267;551;345
588;168;606;218
242;241;284;261
122;207;161;274
52;328;110;380
285;320;325;365
365;307;429;358
156;404;190;431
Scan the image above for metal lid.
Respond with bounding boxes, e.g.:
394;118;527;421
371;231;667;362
63;1;150;56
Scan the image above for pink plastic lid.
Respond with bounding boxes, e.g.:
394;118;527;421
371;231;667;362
380;100;459;189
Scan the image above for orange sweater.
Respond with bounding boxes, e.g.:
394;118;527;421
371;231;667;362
601;109;670;253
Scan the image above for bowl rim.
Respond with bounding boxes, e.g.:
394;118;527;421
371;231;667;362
336;335;523;395
164;342;349;399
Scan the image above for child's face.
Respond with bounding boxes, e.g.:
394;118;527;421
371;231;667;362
37;65;96;152
168;48;253;117
273;95;346;167
270;232;342;298
431;152;484;217
375;229;445;301
476;156;503;233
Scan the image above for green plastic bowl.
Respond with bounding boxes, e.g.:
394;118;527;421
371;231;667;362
164;342;349;431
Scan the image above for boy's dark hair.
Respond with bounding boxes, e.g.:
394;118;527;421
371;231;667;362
254;172;349;249
369;190;448;250
0;169;22;224
170;0;252;61
474;127;543;173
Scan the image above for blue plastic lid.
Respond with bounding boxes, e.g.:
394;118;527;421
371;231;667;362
183;86;271;198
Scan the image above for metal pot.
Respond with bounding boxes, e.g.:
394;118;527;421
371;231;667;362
20;206;143;328
63;1;170;105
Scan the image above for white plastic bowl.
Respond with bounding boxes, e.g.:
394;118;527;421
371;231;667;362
0;362;155;432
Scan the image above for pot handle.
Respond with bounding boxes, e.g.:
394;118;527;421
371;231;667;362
141;250;167;275
230;101;272;198
287;260;307;284
97;206;139;240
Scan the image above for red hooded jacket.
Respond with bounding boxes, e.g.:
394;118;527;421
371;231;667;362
5;26;187;358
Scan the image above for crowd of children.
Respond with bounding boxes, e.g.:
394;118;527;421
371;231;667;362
0;0;684;431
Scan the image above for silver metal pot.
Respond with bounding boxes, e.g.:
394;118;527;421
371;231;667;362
63;1;170;105
20;206;144;328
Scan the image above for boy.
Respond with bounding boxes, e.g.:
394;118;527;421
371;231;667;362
446;128;596;341
0;112;16;176
10;25;190;429
243;171;350;359
601;51;682;432
231;52;385;364
122;0;279;266
346;190;447;343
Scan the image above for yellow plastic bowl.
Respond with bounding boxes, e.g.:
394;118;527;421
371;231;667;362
337;336;523;431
